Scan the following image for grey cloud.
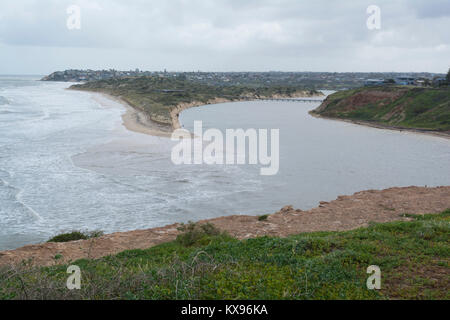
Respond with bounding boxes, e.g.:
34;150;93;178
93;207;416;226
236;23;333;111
0;0;448;74
412;0;450;18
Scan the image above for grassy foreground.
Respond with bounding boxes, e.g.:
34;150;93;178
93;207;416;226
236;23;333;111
312;86;450;132
1;210;449;300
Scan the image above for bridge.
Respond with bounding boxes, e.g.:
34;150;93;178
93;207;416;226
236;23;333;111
250;98;325;103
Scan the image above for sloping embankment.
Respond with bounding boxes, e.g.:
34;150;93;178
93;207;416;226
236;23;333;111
1;186;449;267
310;86;450;137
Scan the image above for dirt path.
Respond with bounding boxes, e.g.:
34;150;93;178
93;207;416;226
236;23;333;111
1;186;449;267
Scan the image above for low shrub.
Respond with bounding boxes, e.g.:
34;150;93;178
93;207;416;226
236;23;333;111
176;222;226;247
47;230;104;243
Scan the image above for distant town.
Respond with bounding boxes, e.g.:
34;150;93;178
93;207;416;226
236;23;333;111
41;69;447;90
364;76;447;87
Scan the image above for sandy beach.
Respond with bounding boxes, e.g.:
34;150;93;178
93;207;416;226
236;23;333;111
88;92;239;136
91;93;173;137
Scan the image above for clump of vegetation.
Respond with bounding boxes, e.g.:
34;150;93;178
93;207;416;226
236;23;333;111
258;214;269;221
47;230;104;243
1;209;448;300
176;222;228;247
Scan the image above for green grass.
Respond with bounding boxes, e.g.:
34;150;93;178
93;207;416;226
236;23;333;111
1;210;449;300
71;76;320;126
314;86;450;131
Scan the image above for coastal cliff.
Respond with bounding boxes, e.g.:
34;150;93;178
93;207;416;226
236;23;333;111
311;86;450;136
1;186;449;300
1;186;449;267
70;76;323;130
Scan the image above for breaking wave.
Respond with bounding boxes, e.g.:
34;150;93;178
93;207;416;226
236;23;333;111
0;96;9;105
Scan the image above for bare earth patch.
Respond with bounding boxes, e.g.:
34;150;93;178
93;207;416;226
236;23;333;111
384;263;450;299
1;186;449;267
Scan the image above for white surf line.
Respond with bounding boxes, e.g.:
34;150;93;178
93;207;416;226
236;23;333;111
0;171;44;222
14;188;44;222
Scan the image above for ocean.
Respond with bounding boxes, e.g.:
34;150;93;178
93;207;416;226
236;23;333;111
1;76;450;250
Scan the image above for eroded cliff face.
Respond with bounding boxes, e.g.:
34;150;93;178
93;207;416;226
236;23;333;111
312;87;408;116
170;97;238;129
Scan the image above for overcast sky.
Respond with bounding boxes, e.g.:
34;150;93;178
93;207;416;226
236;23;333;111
0;0;449;74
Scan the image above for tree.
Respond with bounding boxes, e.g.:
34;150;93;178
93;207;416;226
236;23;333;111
447;68;450;83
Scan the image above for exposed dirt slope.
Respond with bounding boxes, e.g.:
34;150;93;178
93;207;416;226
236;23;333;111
1;186;449;267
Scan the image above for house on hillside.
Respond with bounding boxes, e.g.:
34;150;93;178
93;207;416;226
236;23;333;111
394;77;416;85
433;77;447;86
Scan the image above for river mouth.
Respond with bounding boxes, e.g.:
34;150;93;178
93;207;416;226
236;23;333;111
1;81;450;250
180;98;450;210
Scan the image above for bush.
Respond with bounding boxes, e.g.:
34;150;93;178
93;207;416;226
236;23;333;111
258;215;269;221
47;230;104;243
176;222;225;247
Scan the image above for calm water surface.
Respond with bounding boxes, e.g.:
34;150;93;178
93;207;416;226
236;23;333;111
181;98;450;212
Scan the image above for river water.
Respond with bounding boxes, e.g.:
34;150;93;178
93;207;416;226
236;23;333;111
1;77;449;250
